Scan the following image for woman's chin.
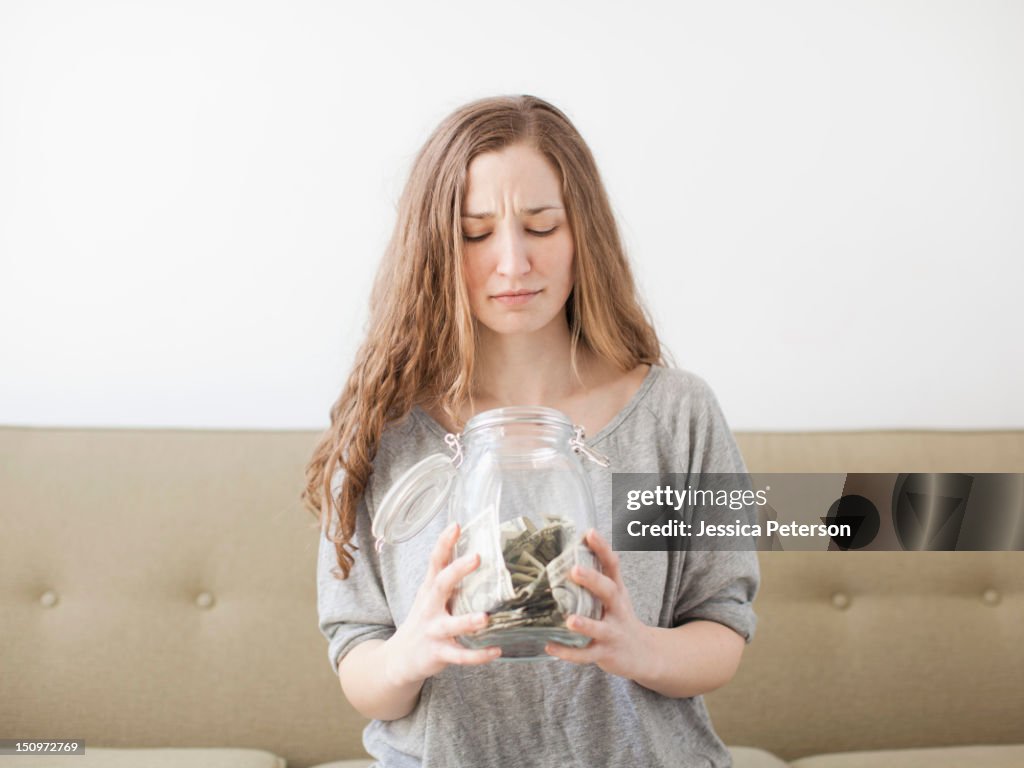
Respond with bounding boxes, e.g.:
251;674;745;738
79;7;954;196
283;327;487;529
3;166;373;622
476;313;568;339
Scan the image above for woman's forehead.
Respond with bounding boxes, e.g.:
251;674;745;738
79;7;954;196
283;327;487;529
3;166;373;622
462;145;563;216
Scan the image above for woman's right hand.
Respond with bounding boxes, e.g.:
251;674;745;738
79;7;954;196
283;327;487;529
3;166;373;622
382;521;502;688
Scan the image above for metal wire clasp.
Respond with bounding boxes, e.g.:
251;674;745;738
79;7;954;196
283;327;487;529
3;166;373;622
444;432;464;468
570;425;611;468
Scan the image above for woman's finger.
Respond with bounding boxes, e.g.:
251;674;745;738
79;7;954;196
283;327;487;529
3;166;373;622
438;643;502;666
544;640;598;665
432;551;481;598
426;522;460;580
570;563;617;605
564;613;609;642
585;528;622;585
431;611;489;640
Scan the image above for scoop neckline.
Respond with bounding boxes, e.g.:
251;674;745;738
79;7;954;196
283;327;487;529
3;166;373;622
412;363;662;446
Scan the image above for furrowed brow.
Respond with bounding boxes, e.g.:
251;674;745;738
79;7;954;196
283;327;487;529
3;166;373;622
460;205;563;219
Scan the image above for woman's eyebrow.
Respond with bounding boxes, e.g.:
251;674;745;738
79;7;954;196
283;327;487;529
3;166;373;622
460;205;563;219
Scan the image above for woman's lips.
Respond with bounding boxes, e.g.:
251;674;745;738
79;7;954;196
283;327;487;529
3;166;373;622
492;290;541;306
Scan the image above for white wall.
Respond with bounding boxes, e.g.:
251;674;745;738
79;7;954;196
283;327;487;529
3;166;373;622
1;1;1021;431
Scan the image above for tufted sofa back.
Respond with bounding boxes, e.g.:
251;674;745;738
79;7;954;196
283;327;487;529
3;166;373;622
1;426;1022;766
710;430;1024;760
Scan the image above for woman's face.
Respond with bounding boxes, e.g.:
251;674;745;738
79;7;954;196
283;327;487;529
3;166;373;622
460;143;574;337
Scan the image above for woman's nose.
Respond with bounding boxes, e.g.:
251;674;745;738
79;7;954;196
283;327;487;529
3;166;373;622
495;226;531;276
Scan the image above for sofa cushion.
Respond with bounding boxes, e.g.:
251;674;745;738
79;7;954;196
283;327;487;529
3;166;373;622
0;747;285;768
307;746;789;768
791;743;1024;768
732;746;791;767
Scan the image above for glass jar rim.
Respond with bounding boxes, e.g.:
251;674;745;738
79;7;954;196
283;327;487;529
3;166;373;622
462;406;573;438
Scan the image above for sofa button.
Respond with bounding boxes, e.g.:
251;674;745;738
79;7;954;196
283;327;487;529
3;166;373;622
831;592;851;610
982;588;1000;606
195;591;215;609
39;590;59;608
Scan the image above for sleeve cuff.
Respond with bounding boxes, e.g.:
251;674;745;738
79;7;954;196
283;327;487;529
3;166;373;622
327;625;397;675
675;601;757;644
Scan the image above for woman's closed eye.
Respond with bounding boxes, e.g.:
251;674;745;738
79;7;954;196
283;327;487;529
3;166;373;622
462;227;558;243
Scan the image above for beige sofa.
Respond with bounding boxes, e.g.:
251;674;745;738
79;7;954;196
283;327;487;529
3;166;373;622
1;426;1022;767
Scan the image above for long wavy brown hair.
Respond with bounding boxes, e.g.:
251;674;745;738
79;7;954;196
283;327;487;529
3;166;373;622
303;94;664;579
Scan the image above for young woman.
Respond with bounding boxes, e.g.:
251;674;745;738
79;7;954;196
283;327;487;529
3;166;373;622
305;94;759;767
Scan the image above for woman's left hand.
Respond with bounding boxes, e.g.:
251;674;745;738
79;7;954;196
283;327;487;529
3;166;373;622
544;528;652;680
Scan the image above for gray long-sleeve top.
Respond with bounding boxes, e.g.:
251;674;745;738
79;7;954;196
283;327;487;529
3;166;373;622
317;365;760;767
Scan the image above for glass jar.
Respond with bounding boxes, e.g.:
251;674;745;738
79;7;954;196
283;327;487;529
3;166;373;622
373;406;610;660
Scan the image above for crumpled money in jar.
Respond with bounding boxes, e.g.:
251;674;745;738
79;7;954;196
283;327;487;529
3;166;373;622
454;512;599;633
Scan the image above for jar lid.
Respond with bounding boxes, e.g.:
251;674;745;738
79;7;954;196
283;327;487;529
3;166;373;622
372;452;457;547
